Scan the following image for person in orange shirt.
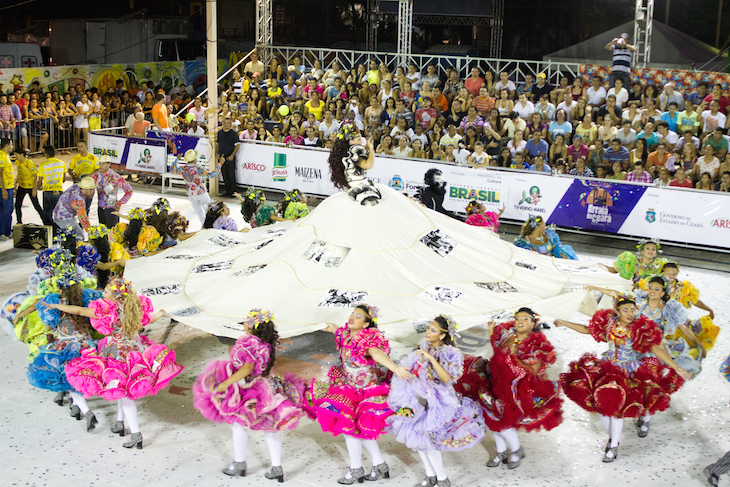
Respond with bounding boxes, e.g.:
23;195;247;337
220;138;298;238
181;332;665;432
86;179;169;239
151;94;170;132
646;141;670;177
430;86;448;115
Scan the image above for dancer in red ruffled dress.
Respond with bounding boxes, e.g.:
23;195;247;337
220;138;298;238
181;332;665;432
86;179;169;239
464;200;503;233
555;293;691;463
455;308;562;470
193;309;309;481
50;278;184;449
307;303;412;484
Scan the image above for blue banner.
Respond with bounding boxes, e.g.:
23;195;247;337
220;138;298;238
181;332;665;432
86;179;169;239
549;179;647;233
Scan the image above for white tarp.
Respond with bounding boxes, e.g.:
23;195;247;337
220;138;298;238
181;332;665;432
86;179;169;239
125;185;630;343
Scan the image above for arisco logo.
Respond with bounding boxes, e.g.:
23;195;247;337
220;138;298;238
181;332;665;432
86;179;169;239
448;186;500;202
272;153;288;182
711;218;730;228
645;208;656;223
241;161;266;172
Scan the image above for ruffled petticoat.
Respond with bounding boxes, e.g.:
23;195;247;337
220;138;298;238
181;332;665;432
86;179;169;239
27;338;87;392
193;359;309;432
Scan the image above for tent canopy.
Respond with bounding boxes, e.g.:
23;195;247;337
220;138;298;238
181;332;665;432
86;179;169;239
543;21;726;71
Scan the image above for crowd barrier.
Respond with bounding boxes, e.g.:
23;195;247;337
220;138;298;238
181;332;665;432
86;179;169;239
233;141;730;249
86;130;730;248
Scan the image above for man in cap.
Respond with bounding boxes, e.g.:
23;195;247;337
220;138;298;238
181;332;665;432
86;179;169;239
531;73;552;103
90;154;133;227
52;177;96;239
605;33;635;89
169;149;221;224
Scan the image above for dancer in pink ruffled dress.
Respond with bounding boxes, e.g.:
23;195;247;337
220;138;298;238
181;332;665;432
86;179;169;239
307;303;413;484
464;200;504;233
49;278;184;449
193;309;309;482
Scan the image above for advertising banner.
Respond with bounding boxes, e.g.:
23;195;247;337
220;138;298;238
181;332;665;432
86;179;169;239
125;141;168;173
145;131;210;162
88;132;126;165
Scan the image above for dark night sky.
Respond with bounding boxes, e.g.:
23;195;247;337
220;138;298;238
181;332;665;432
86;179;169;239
2;0;728;60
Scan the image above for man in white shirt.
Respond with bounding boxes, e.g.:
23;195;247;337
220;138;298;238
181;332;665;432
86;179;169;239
187;120;205;136
390;117;415;144
439;124;462;149
556;92;577;121
585;76;607;108
654;121;678;151
701;100;727;139
607;78;630;108
243;51;265;74
659;82;684;111
494;71;517;99
615;120;637;150
405;64;422;91
319;110;341;140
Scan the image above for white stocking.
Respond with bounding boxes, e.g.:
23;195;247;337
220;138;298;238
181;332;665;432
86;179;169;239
69;392;89;414
599;415;611;435
418;450;436;477
232;422;248;463
119;397;139;434
426;450;447;481
610;418;623;449
361;439;385;466
116;399;125;421
500;428;522;462
640;412;651;433
344;435;363;469
493;431;507;454
264;432;282;467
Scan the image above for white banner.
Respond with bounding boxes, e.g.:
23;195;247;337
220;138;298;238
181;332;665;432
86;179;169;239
88;132;126;165
125;142;168;173
619;187;730;248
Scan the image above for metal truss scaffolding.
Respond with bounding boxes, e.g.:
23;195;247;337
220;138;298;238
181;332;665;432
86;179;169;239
397;0;413;66
256;0;273;57
633;0;654;67
489;0;504;58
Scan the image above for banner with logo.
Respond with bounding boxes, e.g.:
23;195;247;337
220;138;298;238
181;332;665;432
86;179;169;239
88;132;126;165
125;141;168;173
145;131;210;162
549;179;648;233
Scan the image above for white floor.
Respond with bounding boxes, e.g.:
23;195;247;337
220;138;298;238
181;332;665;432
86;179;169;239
1;185;729;487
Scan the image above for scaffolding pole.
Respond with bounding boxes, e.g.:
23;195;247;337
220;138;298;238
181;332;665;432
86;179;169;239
633;0;654;67
206;0;219;197
397;0;413;67
489;0;504;58
366;0;380;52
256;0;273;60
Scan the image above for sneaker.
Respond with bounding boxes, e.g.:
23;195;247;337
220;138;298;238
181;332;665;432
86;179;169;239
0;235;9;241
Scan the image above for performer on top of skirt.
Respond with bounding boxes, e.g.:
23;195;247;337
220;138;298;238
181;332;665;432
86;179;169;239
193;309;309;482
464;200;503;233
455;308;562;470
327;124;381;206
49;277;184;449
556;293;690;463
307;303;412;484
168;149;220;225
513;215;578;259
386;315;485;487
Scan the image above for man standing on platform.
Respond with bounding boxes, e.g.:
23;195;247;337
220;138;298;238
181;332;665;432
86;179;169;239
605;33;635;89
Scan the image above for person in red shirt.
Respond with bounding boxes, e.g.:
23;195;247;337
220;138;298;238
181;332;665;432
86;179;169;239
702;83;730;115
669;166;694;187
464;67;485;97
646;142;670;177
415;97;437;132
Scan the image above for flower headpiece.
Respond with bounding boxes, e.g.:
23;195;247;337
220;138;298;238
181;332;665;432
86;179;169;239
151;197;171;215
55;264;80;289
514;307;541;323
527;214;543;229
660;261;679;273
437;314;460;340
245;187;264;207
53;225;76;245
244;308;275;329
36;248;55;270
169;214;189;234
465;200;480;214
636;238;662;253
88;224;109;240
128;208;146;221
108;278;134;299
355;302;379;324
337;123;358;141
49;248;74;271
613;292;637;309
283;189;302;202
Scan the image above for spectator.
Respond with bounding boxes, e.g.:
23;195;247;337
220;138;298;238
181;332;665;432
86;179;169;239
595;94;622;126
622;101;643;130
513;92;535;120
452;140;471;166
715;171;730;191
439;124;462;149
446;98;467;127
525;112;547;139
240;120;258;140
509;152;530;170
676;141;698;172
243;51;265;75
585;76;607;108
404;64;422;91
482;120;502;156
566;134;590;165
525;129;549;158
548;109;572;144
553;159;567;175
597;116;618;146
427;139;447;160
696;171;714;190
534;94;556;121
415;97;437;132
376;135;395;155
703;127;728;160
504;111;526;139
658;82;684;111
604;33;634;88
467;141;490;167
548;132;568;165
641;97;663;125
575;114;598;147
653;166;671;187
615;119;637;149
636;121;659;151
625;160;653;183
694;144;720;182
267;125;285;143
603;139;630;170
284;125;304;146
391;135;412;158
607;78;630;109
472;86;495;118
556;92;577;121
660;101;680;133
630;137;649;166
151;94;170;132
319;110;341;140
532;73;552;103
217;118;240;197
494;71;517;99
569;157;594;177
655;121;679;151
130;112;151;137
678;129;701;151
700;100;727;140
496;89;514;117
391;117;415;145
187;119;205;136
410;123;429;149
442;70;463;101
607;160;627;180
677;100;700;136
646;142;670;176
459;106;484;135
431;86;448;114
464;67;484;97
529;154;551;173
411;139;426;159
702;83;730;115
507;129;527;156
686;82;709;106
302;126;322;148
517;73;535;101
392;99;414;129
669;166;693;187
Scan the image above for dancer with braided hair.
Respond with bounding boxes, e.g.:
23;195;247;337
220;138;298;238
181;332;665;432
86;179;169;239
308;304;412;484
327;124;381;206
50;278;184;449
456;308;562;470
513;215;577;259
556;293;691;463
193;309;309;481
386;315;485;487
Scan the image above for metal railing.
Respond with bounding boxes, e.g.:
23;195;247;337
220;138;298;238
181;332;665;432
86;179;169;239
264;45;586;85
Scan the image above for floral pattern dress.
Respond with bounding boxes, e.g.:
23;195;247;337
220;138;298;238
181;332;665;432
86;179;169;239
65;296;184;400
560;309;684;418
513;229;577;259
456;322;563;433
613;252;667;282
192;335;309;431
308;326;392;439
169;159;218;224
386;340;486;451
